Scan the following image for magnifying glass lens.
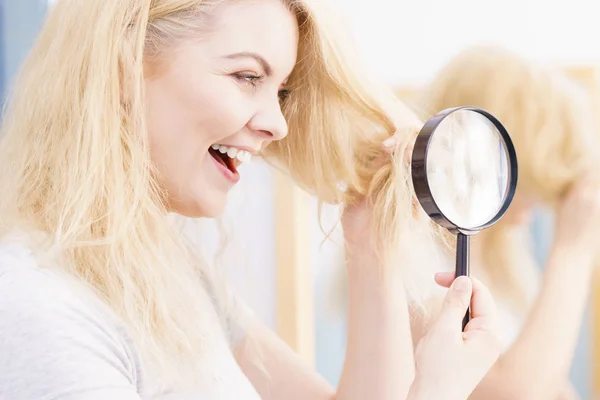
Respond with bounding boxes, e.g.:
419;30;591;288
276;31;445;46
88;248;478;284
426;110;510;229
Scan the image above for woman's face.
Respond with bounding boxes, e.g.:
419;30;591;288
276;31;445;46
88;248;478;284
145;0;298;217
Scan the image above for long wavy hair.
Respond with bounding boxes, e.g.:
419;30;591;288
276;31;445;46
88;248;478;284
0;0;425;384
415;45;600;311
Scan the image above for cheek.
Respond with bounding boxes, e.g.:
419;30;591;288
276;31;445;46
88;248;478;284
146;80;255;182
195;91;254;143
191;76;257;137
145;89;209;187
147;73;251;146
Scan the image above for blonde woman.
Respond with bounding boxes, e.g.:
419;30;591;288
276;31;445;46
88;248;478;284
0;1;501;399
412;45;600;400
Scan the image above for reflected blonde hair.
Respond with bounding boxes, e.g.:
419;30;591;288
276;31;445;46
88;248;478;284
416;45;599;310
0;0;423;383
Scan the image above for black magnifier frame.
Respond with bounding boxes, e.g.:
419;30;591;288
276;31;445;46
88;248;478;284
411;106;518;330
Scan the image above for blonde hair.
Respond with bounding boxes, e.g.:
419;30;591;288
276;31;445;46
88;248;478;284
0;0;423;383
416;45;600;310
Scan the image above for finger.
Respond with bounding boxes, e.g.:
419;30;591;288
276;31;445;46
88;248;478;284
434;271;455;287
382;136;398;153
382;134;417;170
463;315;492;334
461;323;495;342
463;322;502;359
468;276;496;321
434;276;472;329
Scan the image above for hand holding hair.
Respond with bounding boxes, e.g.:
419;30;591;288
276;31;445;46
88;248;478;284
553;171;600;264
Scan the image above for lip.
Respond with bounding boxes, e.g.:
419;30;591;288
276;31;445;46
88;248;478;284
211;154;240;184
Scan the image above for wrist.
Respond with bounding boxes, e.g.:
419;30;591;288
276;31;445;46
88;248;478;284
344;246;404;289
343;235;382;270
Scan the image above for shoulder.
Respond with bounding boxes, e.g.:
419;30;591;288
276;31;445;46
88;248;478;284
0;234;124;338
0;234;144;399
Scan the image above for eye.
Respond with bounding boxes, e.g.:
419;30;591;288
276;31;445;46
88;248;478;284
234;73;264;87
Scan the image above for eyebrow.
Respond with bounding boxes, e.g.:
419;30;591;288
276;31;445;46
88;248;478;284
222;52;272;76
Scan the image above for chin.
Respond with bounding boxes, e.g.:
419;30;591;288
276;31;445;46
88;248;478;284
198;205;227;219
170;196;228;219
180;204;227;219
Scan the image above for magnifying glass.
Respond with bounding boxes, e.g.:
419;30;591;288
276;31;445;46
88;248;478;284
411;106;518;330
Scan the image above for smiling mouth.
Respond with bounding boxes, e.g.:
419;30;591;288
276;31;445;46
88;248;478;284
208;144;252;174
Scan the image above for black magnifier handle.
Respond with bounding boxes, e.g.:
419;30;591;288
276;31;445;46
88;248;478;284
456;232;470;331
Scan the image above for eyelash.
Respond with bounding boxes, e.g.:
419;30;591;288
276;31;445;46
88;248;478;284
235;73;264;86
234;73;291;102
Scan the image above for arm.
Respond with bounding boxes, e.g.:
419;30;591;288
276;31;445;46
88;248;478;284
338;249;417;399
469;248;593;400
234;240;416;400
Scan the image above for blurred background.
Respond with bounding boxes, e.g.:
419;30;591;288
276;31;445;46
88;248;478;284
1;0;599;398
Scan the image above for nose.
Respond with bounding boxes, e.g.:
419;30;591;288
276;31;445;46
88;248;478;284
247;97;288;141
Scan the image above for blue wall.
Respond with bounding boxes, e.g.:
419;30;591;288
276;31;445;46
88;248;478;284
0;1;5;98
0;0;47;100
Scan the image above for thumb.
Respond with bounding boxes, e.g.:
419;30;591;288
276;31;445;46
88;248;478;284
435;276;472;329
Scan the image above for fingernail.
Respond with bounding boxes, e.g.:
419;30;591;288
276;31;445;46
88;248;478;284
452;277;471;293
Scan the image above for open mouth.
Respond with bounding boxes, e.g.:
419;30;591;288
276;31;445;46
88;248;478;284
208;144;251;175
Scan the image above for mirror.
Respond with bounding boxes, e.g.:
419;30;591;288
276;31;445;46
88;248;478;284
411;106;518;330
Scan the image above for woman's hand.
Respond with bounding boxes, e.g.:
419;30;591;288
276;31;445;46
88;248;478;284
334;133;423;400
409;273;501;400
553;173;600;264
340;135;409;250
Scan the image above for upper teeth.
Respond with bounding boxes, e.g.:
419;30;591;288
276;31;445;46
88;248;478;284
211;144;252;163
